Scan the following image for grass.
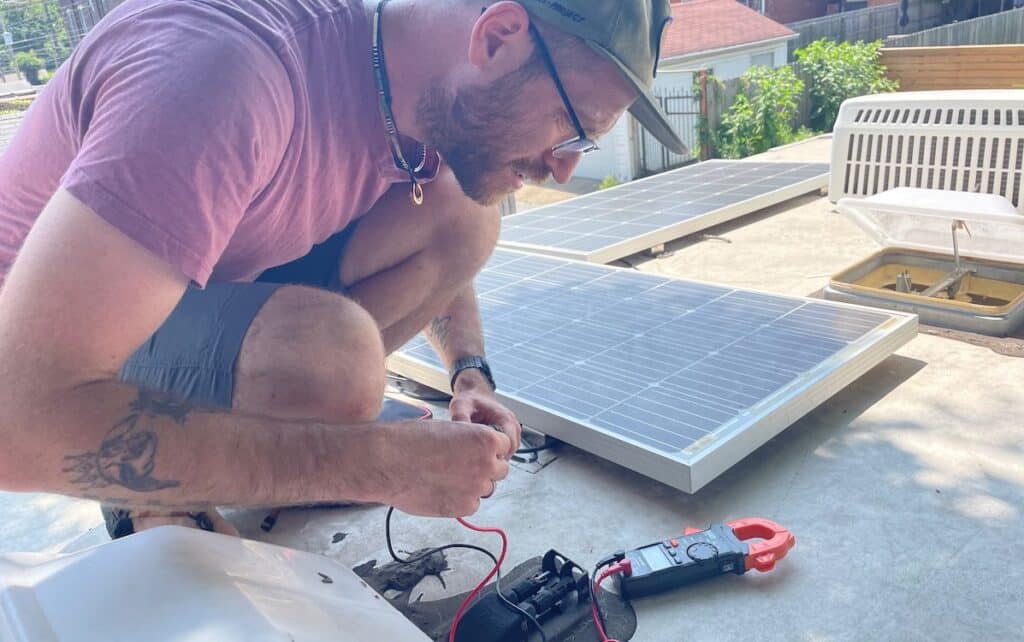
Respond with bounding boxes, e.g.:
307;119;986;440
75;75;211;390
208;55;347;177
0;98;33;116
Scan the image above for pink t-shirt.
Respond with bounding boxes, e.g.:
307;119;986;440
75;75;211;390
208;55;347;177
0;0;424;287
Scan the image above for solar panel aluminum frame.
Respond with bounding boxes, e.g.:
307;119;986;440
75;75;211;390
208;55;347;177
387;256;917;494
500;161;830;264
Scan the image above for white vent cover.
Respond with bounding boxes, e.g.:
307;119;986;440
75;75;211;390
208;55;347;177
829;90;1024;211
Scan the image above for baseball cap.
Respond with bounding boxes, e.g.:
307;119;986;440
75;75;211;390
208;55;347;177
520;0;687;155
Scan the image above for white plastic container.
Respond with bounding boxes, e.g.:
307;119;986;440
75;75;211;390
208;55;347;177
829;90;1024;211
0;526;429;642
825;188;1024;336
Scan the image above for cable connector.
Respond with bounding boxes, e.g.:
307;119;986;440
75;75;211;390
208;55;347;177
610;558;632;578
595;550;626;570
596;559;632;589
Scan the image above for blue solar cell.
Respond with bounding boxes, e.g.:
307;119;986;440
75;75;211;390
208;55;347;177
392;250;902;460
501;161;829;261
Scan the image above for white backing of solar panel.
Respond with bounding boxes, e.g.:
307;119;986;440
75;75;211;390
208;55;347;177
388;250;917;493
500;160;830;263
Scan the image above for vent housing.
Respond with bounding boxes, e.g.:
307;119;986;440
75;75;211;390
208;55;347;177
829;91;1024;211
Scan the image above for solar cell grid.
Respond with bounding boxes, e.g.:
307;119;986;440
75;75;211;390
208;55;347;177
390;250;916;491
500;160;830;263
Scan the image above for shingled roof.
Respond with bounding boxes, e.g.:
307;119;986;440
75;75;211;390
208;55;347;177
661;0;796;59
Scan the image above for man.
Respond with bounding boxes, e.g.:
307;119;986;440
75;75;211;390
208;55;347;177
0;0;683;537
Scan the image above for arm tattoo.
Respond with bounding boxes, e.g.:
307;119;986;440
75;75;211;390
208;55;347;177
62;389;192;493
429;315;453;350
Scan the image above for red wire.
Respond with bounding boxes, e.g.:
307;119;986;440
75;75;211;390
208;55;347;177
447;517;509;642
591;563;629;642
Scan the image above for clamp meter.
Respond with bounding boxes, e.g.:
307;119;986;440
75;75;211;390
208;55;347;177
618;518;795;600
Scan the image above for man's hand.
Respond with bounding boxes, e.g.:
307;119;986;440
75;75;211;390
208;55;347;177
449;369;521;457
378;419;511;517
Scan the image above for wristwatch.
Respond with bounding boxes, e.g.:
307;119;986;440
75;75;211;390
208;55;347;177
449;356;496;392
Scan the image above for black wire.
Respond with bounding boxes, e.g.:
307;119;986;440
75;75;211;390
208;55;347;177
512;434;557;464
384;507;548;642
516;444;554;455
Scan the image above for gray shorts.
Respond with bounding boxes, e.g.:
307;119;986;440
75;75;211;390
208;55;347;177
119;226;356;409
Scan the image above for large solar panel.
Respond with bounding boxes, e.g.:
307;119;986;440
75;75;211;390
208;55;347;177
388;250;916;493
500;160;830;263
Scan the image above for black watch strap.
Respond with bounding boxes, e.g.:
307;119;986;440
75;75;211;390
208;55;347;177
449;356;496;392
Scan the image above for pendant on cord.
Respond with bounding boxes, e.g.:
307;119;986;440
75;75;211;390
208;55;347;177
411;181;424;205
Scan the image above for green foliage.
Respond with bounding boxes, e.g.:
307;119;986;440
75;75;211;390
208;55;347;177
795;39;898;132
15;51;44;85
715;65;803;159
598;175;621;190
0;1;71;75
0;98;33;115
790;126;818;144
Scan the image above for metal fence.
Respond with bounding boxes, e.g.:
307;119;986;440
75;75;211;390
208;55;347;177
635;86;701;176
0;112;25;155
887;7;1024;47
60;0;118;45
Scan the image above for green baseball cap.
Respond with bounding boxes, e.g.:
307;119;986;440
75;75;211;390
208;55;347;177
520;0;686;155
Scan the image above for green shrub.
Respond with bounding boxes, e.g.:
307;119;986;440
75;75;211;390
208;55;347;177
789;126;819;144
15;51;45;85
598;175;621;190
795;39;898;132
716;65;803;159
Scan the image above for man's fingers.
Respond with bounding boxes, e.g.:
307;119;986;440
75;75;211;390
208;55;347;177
489;424;514;458
490;414;520;457
490;457;510;481
449;398;472;422
458;497;481;517
479;479;496;498
500;416;521;455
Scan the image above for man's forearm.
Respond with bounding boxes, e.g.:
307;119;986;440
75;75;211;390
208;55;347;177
4;379;388;509
424;283;486;369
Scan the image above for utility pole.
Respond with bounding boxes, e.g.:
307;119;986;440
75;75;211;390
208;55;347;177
0;11;9;83
41;0;61;70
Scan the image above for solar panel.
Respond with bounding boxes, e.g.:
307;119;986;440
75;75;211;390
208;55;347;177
388;250;917;493
500;160;830;263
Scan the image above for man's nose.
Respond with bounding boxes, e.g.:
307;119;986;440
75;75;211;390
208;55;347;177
544;149;583;184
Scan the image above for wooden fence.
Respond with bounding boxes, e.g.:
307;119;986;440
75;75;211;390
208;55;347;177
887;7;1024;47
786;5;900;59
784;1;948;60
880;44;1024;91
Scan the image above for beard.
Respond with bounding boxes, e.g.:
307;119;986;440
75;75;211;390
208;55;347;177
417;69;549;206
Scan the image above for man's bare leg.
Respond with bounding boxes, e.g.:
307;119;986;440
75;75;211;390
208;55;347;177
132;171;499;533
339;168;500;353
233;168;499;418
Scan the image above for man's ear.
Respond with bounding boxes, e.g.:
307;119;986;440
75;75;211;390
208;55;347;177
467;1;533;75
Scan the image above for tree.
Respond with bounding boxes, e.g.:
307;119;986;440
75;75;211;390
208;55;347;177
0;0;72;76
14;49;42;84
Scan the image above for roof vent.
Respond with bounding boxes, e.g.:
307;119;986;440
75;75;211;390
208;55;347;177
829;91;1024;211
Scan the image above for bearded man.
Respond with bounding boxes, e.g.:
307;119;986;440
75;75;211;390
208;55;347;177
0;0;684;537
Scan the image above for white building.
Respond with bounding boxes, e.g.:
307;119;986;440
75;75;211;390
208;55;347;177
574;0;797;182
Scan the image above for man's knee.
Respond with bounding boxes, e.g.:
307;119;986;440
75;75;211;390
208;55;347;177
235;286;386;424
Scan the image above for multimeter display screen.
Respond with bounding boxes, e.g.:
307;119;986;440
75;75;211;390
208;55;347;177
638;545;672;571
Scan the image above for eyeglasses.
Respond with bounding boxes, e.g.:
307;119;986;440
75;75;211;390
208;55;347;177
528;22;599;159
